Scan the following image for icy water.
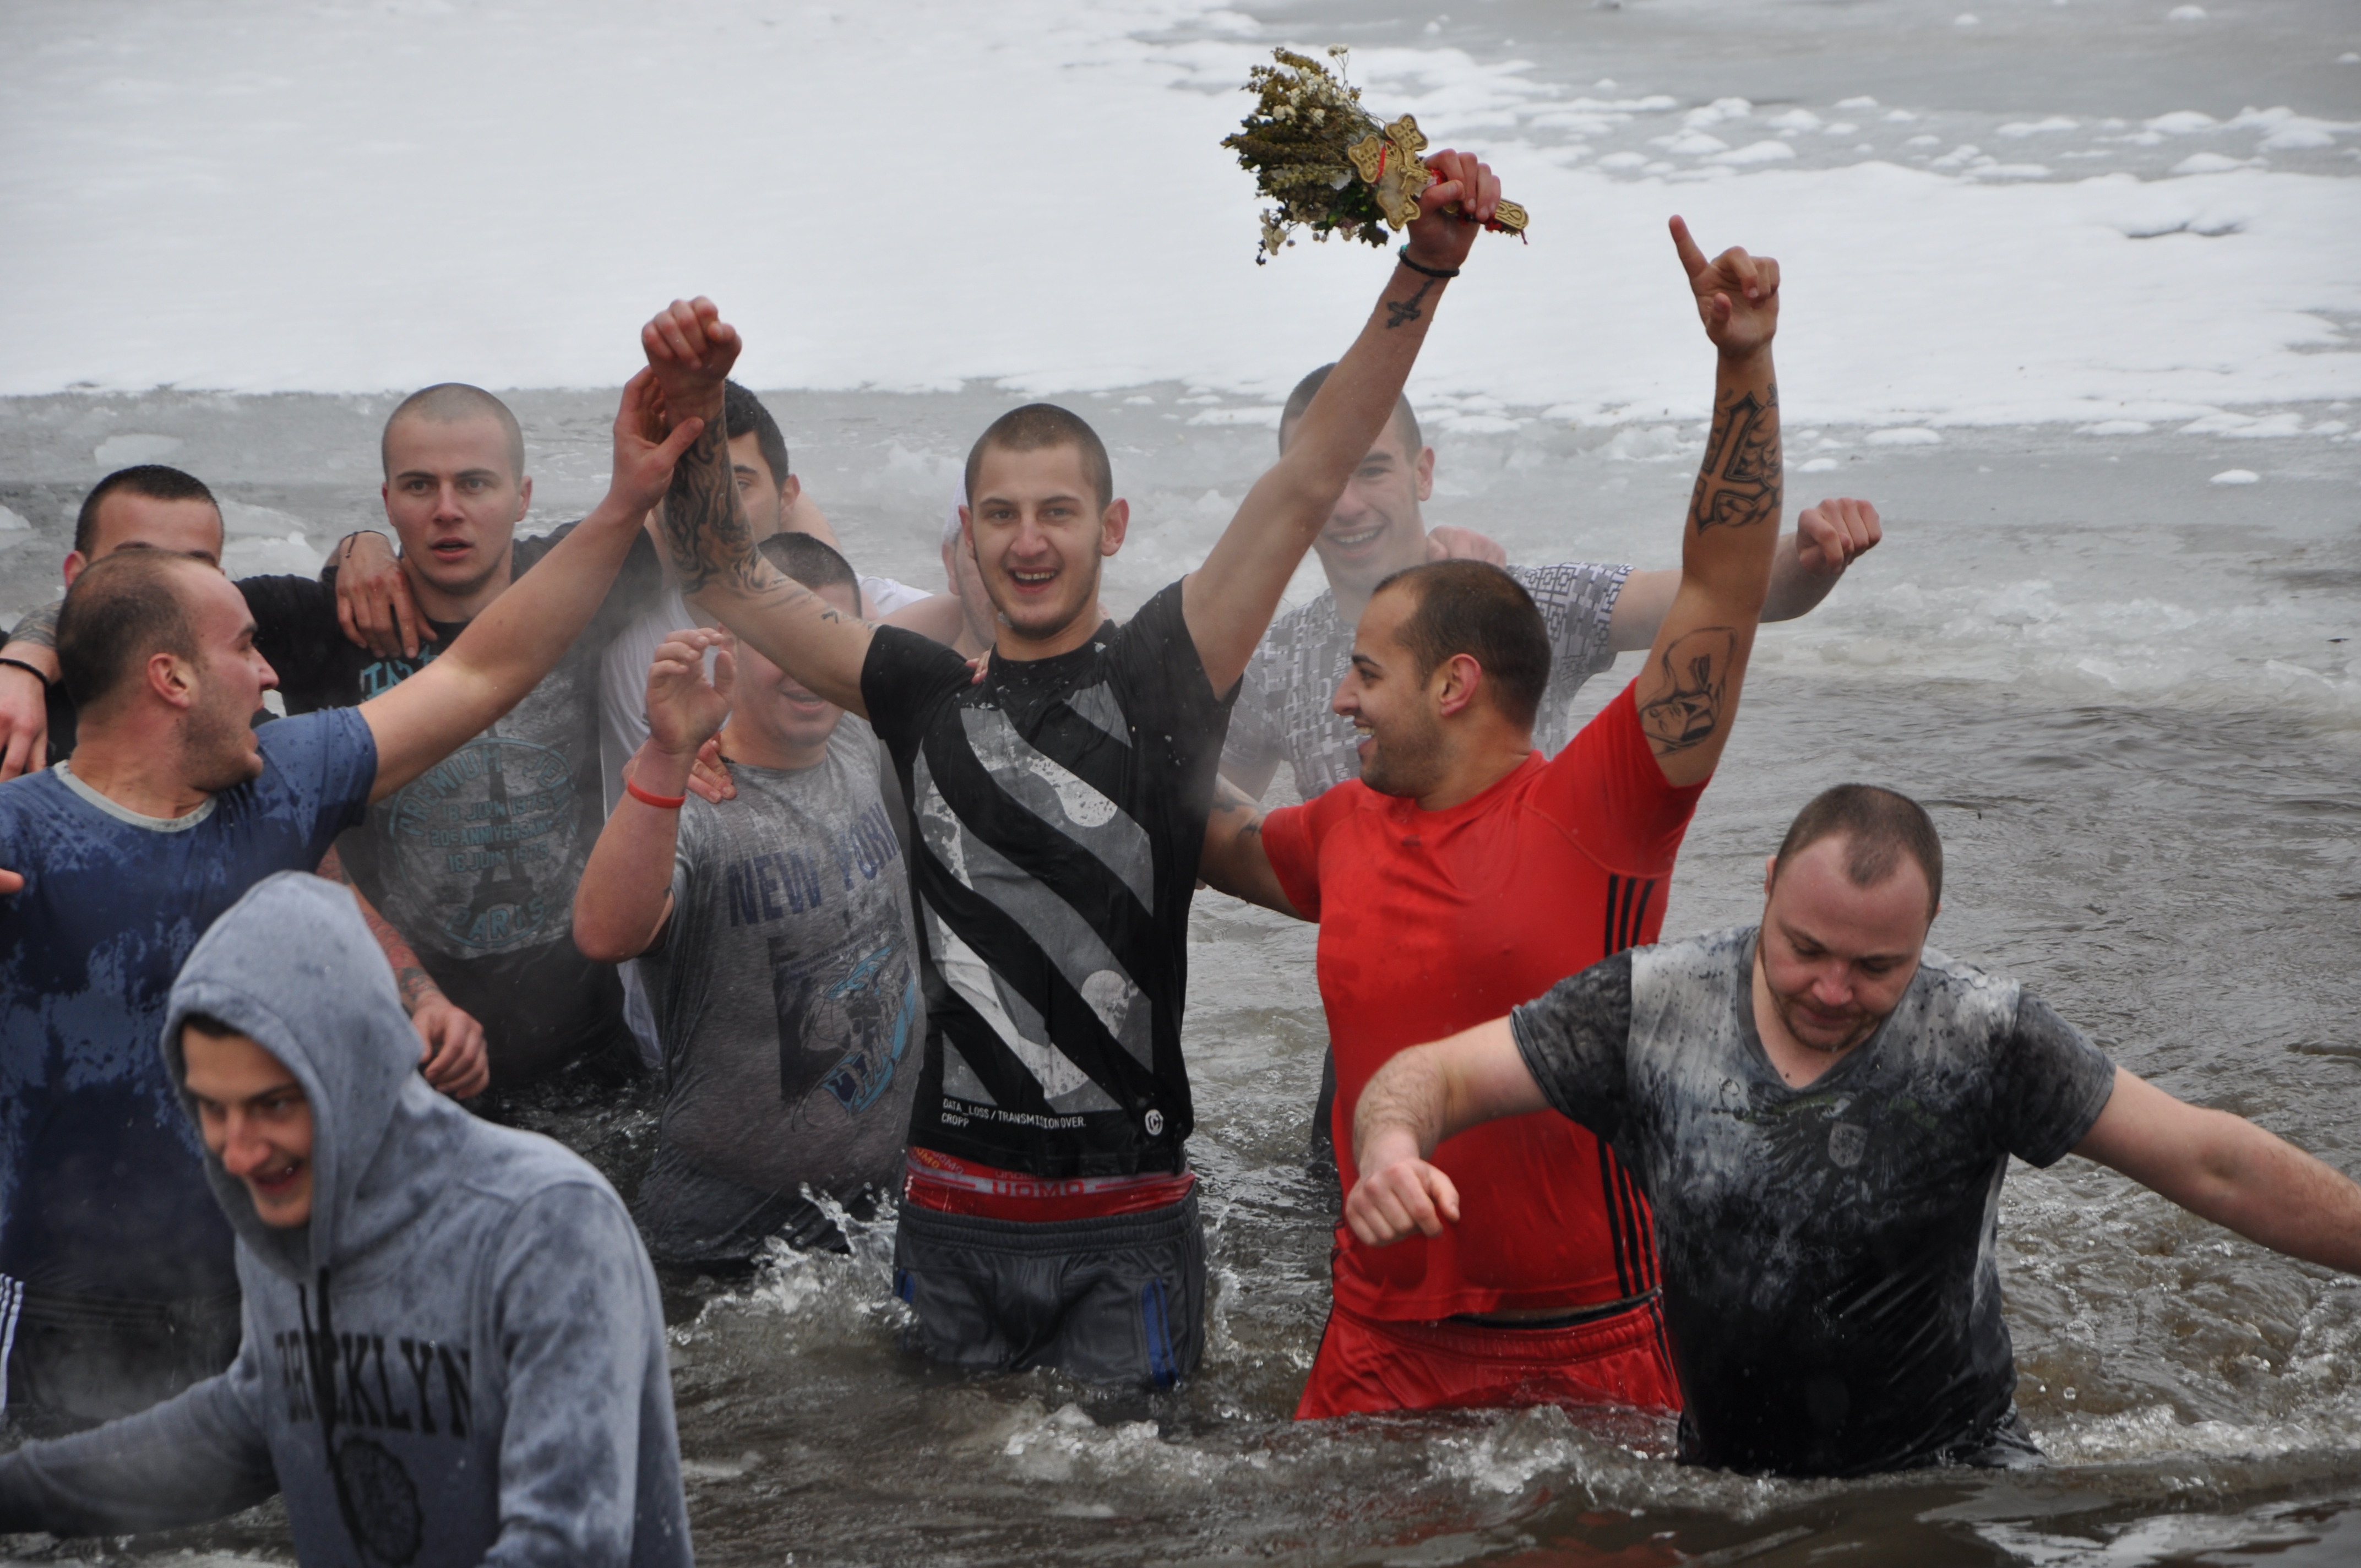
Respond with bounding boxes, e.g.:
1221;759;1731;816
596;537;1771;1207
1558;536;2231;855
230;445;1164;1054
4;0;2360;1564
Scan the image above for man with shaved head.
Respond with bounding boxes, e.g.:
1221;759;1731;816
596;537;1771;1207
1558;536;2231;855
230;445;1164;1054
0;465;229;775
220;382;679;1093
1345;782;2361;1476
0;375;699;1432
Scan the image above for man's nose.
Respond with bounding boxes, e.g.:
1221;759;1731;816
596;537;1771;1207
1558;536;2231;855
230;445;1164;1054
1810;966;1854;1005
434;482;467;519
1330;676;1359;717
217;1113;268;1176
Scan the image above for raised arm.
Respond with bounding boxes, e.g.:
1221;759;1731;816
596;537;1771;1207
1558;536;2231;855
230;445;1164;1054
1344;1016;1546;1246
1631;216;1786;790
2074;1067;2361;1273
640;301;873;715
574;628;736;963
358;369;701;803
1181;150;1503;694
1198;774;1302;917
1604;498;1883;652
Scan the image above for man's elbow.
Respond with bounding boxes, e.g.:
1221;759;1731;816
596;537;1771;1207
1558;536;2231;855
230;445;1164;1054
572;912;644;965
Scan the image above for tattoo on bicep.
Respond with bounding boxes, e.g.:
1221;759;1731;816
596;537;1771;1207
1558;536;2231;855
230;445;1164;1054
1385;275;1439;329
1637;627;1738;754
1689;381;1782;533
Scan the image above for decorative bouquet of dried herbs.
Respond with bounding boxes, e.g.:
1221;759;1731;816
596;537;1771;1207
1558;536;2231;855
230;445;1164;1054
1222;46;1528;263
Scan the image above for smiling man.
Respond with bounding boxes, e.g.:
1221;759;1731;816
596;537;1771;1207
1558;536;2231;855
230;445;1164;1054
0;873;691;1564
574;533;920;1266
637;151;1504;1386
1198;221;1886;1422
0;375;693;1432
1344;785;2361;1477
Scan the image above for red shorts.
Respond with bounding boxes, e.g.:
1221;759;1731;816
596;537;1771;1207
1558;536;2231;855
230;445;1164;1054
1294;1295;1680;1421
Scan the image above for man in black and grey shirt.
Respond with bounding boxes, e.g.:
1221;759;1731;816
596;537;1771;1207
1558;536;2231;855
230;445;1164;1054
633;151;1509;1388
1345;785;2361;1477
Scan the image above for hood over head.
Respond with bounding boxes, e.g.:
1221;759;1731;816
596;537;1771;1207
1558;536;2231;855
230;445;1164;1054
162;870;469;1280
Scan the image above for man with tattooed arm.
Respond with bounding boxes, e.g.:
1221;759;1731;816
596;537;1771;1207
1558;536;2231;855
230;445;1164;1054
633;151;1503;1387
1199;219;1876;1419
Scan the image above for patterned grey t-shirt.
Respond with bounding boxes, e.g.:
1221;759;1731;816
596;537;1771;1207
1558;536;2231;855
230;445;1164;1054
634;718;921;1260
1511;926;2117;1477
1221;561;1630;799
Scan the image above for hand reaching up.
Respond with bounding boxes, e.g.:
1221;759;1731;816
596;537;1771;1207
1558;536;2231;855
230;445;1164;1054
608;367;708;519
645;627;737;761
1670;215;1778;361
640;298;742;427
1403;149;1502;276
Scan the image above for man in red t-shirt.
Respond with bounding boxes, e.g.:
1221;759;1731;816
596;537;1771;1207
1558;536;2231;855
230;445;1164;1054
1201;216;1881;1419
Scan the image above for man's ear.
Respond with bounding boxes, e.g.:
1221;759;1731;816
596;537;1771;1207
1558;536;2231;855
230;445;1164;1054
1099;499;1129;557
1433;652;1483;719
514;476;533;519
780;473;802;509
148;650;198;711
1762;853;1778;899
62;549;90;587
1414;446;1437;503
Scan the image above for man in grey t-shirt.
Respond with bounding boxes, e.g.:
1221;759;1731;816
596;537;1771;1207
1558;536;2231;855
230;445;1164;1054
1346;785;2361;1477
1220;367;1885;804
576;535;919;1263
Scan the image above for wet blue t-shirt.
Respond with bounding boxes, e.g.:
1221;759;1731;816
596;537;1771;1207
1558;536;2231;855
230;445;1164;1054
0;709;377;1304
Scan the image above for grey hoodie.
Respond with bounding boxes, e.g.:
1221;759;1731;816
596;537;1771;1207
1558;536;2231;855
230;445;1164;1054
0;872;693;1566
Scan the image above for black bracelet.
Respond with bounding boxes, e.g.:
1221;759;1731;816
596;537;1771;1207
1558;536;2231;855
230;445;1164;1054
1396;246;1461;280
0;655;51;689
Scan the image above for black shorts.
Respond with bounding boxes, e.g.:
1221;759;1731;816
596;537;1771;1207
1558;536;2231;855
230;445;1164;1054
893;1189;1204;1390
2;1284;241;1437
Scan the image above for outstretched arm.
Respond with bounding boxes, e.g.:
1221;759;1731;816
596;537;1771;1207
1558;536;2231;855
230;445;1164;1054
639;301;874;715
1181;150;1504;694
1198;774;1302;917
1344;1016;1547;1246
1631;216;1786;790
359;369;703;803
2074;1068;2361;1273
1604;498;1883;652
0;1353;276;1534
575;628;736;963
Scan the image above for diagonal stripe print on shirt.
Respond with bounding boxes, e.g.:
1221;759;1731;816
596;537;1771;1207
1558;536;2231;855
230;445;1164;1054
911;728;1163;1113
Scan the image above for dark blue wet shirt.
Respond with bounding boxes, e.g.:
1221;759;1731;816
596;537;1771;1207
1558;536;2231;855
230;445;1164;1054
0;709;376;1303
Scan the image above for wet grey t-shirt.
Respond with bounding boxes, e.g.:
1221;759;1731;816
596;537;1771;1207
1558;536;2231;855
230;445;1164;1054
1222;562;1629;800
635;720;921;1261
1510;926;2116;1478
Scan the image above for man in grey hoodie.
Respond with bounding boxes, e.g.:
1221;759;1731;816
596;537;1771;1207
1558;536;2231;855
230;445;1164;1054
0;872;693;1565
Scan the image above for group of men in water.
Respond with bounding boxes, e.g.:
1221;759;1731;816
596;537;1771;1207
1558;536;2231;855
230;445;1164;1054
0;151;2354;1559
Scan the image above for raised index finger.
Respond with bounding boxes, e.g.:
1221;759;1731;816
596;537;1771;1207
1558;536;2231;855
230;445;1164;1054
1668;214;1710;279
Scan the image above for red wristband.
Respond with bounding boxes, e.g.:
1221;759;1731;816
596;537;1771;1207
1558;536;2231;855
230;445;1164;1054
625;777;687;810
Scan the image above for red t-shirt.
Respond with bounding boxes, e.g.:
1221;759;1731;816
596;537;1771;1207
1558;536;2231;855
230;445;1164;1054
1260;682;1705;1321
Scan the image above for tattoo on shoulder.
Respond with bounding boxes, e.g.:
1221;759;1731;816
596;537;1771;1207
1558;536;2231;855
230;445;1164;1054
1689;381;1781;533
1637;627;1738;754
1385;274;1439;330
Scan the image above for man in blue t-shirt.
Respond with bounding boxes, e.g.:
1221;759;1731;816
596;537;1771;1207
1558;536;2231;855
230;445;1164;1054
0;371;701;1434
